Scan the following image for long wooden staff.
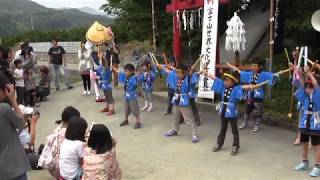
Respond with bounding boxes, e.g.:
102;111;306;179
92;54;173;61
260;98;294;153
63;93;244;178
162;52;169;65
252;81;270;89
285;48;294;118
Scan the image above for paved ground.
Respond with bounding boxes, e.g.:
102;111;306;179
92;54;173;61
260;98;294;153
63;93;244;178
28;83;314;180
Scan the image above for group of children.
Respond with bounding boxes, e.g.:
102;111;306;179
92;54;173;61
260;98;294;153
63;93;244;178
37;106;122;180
80;46;320;177
13;59;51;107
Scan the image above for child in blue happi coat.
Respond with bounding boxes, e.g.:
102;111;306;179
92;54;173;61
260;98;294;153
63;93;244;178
229;58;277;132
188;64;201;126
96;56;115;116
114;64;141;129
138;61;156;112
159;58;177;115
292;66;320;177
206;70;255;155
164;64;200;143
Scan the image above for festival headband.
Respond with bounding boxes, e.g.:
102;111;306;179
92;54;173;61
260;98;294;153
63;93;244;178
223;73;239;82
305;79;313;85
251;63;259;66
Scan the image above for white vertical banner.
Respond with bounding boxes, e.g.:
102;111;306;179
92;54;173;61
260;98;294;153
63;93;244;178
198;0;219;99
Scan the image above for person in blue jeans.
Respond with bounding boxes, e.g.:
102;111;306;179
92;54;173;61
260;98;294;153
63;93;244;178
293;66;320;177
48;39;73;91
206;70;255;155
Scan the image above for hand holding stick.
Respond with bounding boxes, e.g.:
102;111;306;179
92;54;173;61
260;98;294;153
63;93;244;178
226;63;240;73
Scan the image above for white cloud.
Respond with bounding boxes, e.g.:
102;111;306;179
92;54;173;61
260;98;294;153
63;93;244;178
31;0;106;10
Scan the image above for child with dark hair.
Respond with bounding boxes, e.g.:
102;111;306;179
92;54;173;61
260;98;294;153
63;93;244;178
39;106;81;178
164;64;200;143
97;53;115;116
228;58;277;132
82;124;122;180
114;63;141;129
13;59;25;105
159;58;177;115
138;61;156;112
37;65;51;101
59;117;88;180
206;71;254;155
293;66;320;177
25;68;38;107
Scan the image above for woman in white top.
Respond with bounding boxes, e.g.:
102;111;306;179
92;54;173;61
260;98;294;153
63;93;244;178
78;41;94;96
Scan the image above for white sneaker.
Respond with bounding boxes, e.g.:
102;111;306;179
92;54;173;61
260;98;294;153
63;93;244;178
82;91;87;96
87;91;91;95
147;103;153;112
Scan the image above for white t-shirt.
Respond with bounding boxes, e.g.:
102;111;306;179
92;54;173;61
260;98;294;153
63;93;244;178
14;50;21;60
59;139;84;180
14;69;24;87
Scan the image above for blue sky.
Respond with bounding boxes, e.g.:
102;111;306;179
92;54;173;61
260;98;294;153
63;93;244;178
32;0;106;10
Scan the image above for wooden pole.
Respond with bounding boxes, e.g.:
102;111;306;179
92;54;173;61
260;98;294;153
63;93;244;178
151;0;157;53
267;0;274;98
235;50;240;66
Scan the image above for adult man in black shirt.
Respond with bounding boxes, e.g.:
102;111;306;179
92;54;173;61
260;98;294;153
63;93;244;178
48;39;73;90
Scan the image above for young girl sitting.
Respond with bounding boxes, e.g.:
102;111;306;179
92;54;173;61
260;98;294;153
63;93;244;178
59;116;88;180
138;61;156;112
82;124;122;180
37;65;51;102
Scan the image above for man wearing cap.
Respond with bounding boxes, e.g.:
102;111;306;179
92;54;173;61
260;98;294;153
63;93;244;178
48;39;73;91
229;58;277;132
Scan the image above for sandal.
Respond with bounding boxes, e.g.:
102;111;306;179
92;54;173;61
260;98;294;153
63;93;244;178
212;144;222;152
120;120;129;127
230;146;240;156
165;130;178;137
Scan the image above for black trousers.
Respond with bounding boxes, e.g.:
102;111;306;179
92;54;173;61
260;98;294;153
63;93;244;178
16;86;25;105
25;89;36;106
189;98;200;123
81;74;91;91
217;116;240;147
166;88;175;114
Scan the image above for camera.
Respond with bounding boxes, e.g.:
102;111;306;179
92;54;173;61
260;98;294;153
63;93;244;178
19;105;40;119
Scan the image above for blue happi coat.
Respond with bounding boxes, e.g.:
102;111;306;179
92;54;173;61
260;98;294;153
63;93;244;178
171;75;195;107
295;87;320;130
119;72;138;100
212;78;244;118
240;70;276;100
96;66;112;90
189;73;200;99
138;71;156;92
161;65;177;90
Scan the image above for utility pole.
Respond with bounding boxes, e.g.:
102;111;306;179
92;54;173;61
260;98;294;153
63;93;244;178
151;0;157;53
31;13;34;30
267;0;274;98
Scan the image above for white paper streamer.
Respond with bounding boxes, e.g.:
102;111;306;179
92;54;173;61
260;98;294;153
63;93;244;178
304;46;308;67
297;46;304;67
190;12;194;30
225;12;246;52
182;10;187;30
